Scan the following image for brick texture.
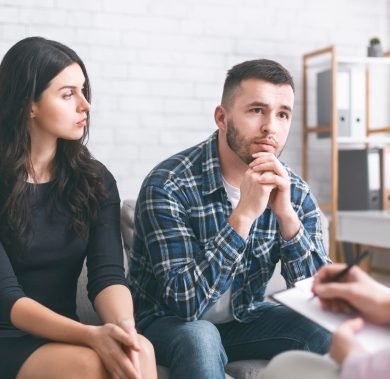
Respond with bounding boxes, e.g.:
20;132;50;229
0;0;388;199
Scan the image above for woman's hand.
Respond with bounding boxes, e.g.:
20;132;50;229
87;323;141;379
330;318;366;364
118;319;142;376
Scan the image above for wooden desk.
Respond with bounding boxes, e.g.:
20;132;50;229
337;210;390;249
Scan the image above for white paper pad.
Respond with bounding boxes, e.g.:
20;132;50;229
272;277;390;353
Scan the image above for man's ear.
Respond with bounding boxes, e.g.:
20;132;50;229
214;105;228;132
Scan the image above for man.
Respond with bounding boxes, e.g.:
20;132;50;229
128;59;331;379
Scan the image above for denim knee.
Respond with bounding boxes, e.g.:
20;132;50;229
170;319;226;360
157;319;227;379
144;316;227;379
304;324;331;354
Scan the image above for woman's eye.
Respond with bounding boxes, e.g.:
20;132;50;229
63;91;73;99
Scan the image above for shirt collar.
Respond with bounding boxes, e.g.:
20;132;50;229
201;131;225;196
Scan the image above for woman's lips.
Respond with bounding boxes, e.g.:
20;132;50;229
76;119;87;127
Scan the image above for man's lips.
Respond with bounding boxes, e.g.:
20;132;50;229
253;138;277;148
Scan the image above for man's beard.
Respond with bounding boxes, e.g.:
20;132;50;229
226;119;284;165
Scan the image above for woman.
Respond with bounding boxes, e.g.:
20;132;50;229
0;37;157;379
261;264;390;379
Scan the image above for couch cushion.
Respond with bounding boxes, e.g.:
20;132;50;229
157;361;267;379
225;360;269;379
76;260;101;325
121;199;136;256
157;365;235;379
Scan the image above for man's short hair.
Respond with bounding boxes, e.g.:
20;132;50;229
221;59;295;107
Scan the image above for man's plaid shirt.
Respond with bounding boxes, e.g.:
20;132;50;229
128;131;330;328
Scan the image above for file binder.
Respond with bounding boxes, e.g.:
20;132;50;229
381;146;390;210
317;67;365;139
338;148;382;210
349;67;366;138
317;69;349;138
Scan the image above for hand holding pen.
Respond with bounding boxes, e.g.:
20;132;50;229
323;250;370;283
311;254;390;325
310;251;369;301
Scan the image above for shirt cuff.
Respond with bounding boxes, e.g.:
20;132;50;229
279;223;316;260
279;223;304;246
214;222;247;263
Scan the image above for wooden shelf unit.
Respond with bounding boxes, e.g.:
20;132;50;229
302;46;390;261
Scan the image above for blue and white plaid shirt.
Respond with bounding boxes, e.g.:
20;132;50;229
128;131;330;328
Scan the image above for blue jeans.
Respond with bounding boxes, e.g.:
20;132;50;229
141;304;331;379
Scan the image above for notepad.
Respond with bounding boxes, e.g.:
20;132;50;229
271;277;390;353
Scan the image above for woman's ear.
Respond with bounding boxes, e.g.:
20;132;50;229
30;103;37;119
214;105;228;132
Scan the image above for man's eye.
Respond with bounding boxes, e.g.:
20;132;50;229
251;108;263;114
280;112;289;119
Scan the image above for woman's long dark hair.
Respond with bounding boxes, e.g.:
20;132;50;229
0;36;105;250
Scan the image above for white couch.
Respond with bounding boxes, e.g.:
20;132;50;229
77;199;329;379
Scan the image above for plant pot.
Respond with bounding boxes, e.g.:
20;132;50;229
367;44;383;57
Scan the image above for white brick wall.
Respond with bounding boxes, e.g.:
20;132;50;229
0;0;389;200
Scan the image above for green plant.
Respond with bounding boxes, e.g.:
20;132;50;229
370;37;381;46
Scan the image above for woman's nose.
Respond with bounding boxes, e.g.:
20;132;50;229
78;94;90;113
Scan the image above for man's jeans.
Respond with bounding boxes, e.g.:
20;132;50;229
142;304;331;379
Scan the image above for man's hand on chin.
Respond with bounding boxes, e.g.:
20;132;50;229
249;152;299;240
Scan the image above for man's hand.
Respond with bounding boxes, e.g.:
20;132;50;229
330;318;366;364
249;152;290;215
237;165;275;220
229;163;275;239
249;152;300;240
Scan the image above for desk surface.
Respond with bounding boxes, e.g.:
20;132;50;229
337;210;390;249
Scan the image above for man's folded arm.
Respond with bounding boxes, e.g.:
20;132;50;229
138;184;246;320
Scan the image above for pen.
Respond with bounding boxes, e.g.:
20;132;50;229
327;250;370;283
309;250;370;301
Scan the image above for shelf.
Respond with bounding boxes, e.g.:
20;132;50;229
337;136;390;145
302;45;390;261
337;211;390;249
303;133;390;144
337;56;390;65
304;56;390;68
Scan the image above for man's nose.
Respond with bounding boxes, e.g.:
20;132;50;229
260;114;277;134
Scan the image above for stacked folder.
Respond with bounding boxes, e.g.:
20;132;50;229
338;147;390;210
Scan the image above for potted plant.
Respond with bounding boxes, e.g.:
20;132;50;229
367;37;383;57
